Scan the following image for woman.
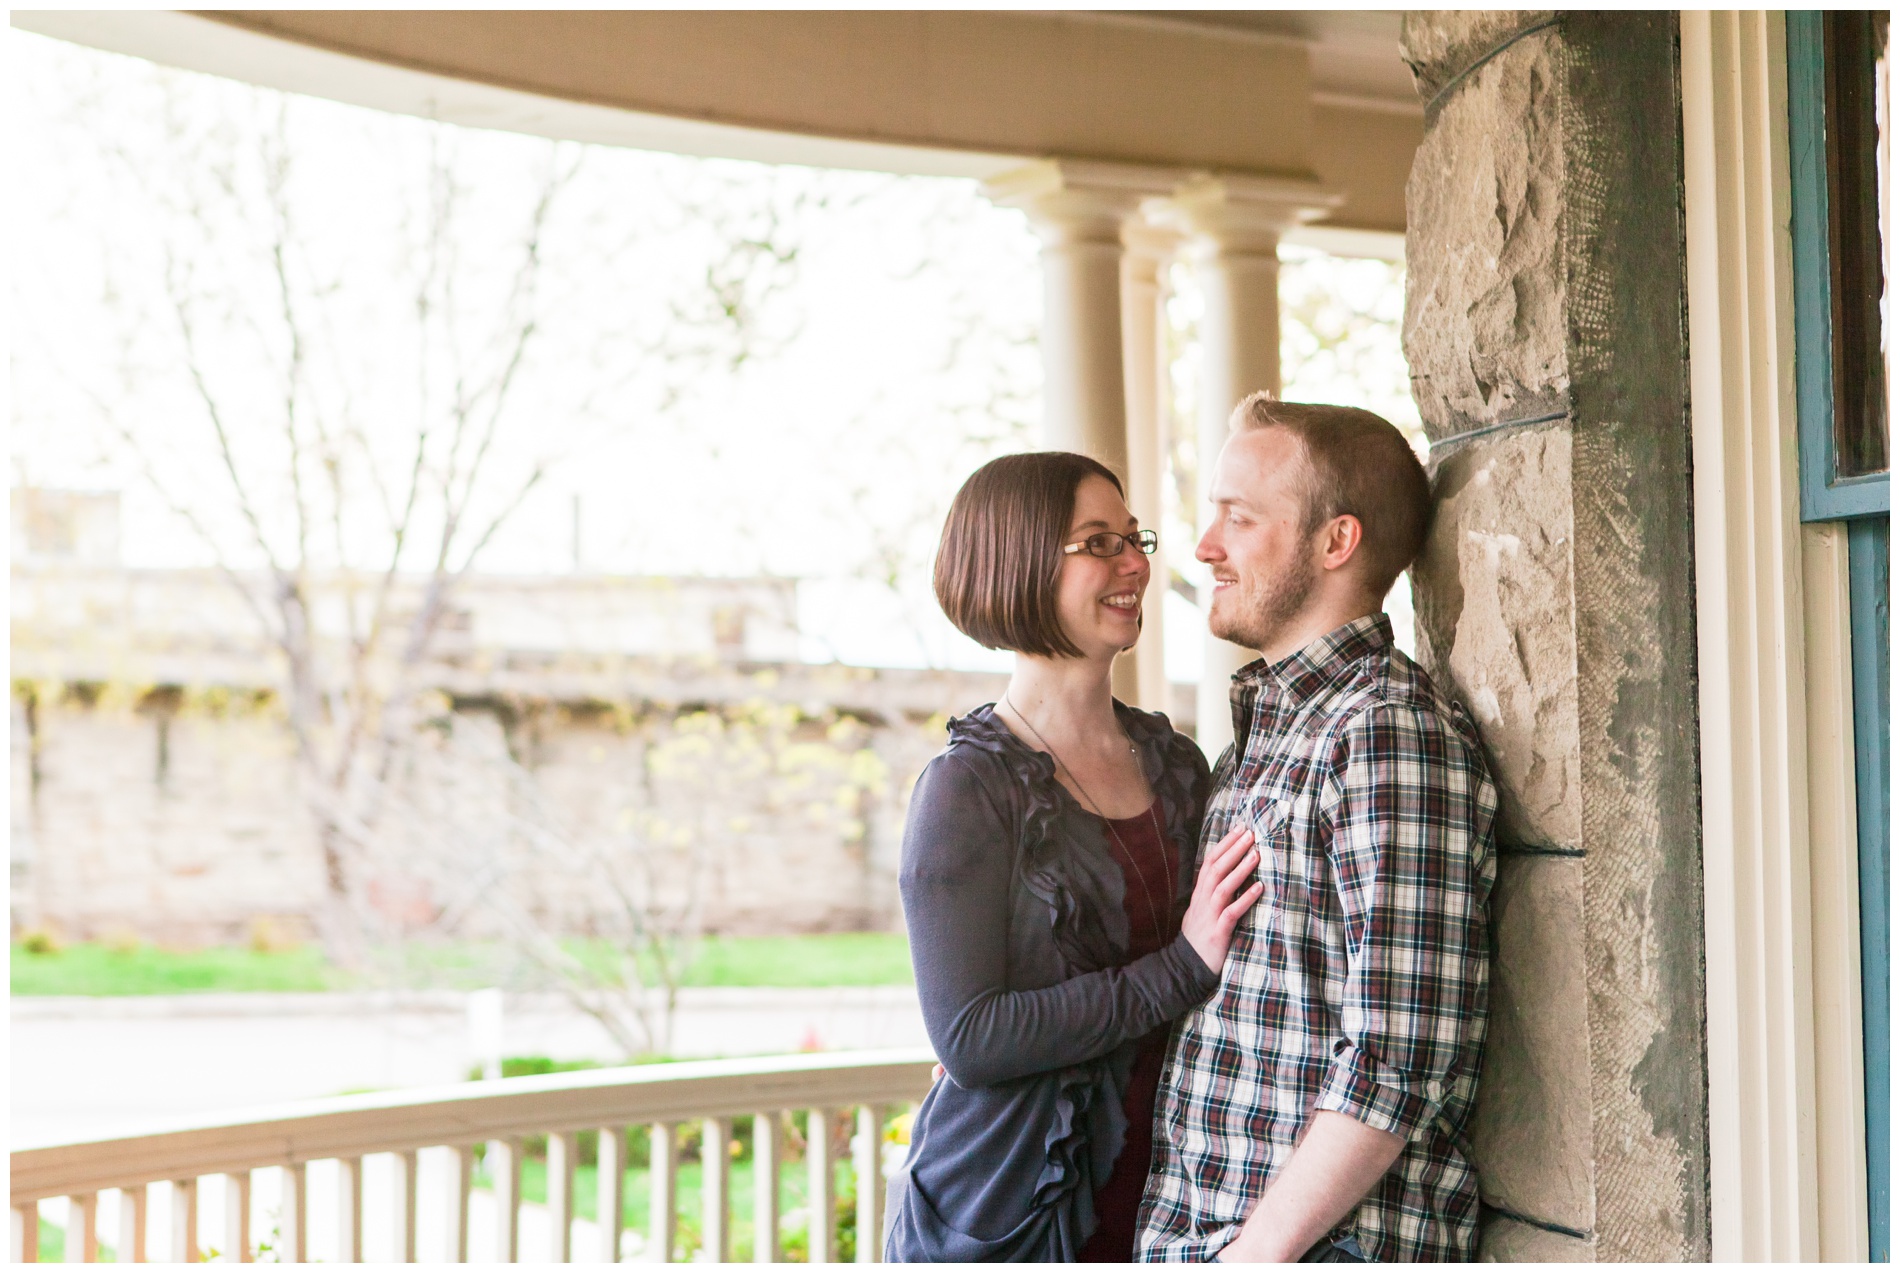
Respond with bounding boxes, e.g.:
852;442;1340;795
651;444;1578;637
886;452;1261;1262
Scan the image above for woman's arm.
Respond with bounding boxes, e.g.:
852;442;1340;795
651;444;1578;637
901;751;1255;1089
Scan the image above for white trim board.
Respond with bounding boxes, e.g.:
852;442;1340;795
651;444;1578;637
1681;10;1869;1261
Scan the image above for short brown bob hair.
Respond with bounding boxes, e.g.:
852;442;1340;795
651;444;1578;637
1232;393;1431;596
934;451;1125;658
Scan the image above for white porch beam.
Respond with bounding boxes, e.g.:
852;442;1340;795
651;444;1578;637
12;11;1414;234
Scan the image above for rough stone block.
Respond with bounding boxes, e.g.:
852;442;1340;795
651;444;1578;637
1478;1213;1594;1261
1414;426;1580;851
1400;8;1708;1261
1403;27;1569;437
1572;418;1705;1262
1399;10;1557;100
1560;15;1708;1260
1471;854;1593;1234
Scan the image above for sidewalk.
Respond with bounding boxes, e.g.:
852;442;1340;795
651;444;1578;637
12;987;928;1147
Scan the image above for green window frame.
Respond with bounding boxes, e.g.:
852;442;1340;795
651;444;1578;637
1787;12;1890;1260
1789;11;1889;522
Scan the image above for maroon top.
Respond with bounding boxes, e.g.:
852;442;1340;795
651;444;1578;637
1077;795;1184;1263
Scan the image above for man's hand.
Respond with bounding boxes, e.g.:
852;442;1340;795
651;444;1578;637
1215;1112;1404;1262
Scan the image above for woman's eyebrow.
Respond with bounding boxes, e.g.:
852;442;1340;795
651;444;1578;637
1067;515;1141;534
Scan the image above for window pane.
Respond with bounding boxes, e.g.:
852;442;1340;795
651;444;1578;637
1824;11;1890;478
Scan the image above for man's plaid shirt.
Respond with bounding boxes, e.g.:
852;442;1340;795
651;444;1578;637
1136;614;1498;1262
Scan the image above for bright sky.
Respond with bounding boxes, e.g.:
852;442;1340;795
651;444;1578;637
10;27;1419;676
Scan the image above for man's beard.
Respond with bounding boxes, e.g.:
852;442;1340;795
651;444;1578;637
1210;551;1318;653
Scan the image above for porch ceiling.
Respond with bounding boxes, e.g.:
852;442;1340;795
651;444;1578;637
12;9;1418;235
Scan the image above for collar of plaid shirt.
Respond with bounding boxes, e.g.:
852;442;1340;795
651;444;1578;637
1135;610;1498;1264
1235;611;1399;716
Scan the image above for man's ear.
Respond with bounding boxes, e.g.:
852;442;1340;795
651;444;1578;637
1318;514;1364;572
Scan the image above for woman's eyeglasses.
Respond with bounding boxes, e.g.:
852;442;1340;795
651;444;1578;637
1061;529;1159;558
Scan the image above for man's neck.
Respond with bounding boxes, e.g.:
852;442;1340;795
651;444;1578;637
1255;595;1382;666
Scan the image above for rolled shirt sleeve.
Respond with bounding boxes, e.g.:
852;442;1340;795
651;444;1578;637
1312;702;1492;1143
1137;615;1498;1263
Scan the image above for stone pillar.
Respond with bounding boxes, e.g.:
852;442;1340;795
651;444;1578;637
1400;11;1709;1260
1119;220;1179;713
1165;175;1337;755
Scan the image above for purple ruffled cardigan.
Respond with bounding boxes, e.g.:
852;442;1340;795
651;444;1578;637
884;702;1216;1263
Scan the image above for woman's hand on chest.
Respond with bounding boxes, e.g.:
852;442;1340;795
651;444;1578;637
1181;823;1264;973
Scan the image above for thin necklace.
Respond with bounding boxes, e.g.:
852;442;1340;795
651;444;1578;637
1002;693;1174;940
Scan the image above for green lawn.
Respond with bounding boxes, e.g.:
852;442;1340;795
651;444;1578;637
9;942;335;996
680;932;912;988
10;933;913;997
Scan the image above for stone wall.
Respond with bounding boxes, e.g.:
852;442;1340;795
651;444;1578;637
1400;11;1709;1260
9;668;1005;949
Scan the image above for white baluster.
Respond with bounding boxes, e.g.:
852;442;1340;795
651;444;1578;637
494;1139;522;1263
280;1163;307;1263
13;1202;39;1263
548;1133;576;1262
446;1146;473;1264
121;1184;149;1263
396;1150;418;1263
752;1114;779;1264
650;1122;678;1264
595;1128;625;1264
701;1118;731;1263
68;1192;98;1263
337;1157;363;1263
221;1173;249;1264
807;1110;834;1265
169;1178;198;1263
854;1107;882;1264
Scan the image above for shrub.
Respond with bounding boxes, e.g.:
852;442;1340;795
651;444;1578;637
19;927;63;956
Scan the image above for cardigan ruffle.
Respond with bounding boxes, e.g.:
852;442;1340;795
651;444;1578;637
941;703;1204;977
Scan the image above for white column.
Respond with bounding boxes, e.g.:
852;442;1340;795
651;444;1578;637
985;160;1181;469
986;161;1182;710
1120;219;1180;714
1164;174;1338;755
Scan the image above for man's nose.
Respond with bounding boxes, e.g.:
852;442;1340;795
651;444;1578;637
1196;522;1221;564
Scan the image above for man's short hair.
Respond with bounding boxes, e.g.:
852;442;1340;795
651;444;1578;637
934;451;1124;659
1231;393;1431;596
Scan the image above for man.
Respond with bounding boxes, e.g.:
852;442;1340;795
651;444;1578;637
1136;395;1498;1263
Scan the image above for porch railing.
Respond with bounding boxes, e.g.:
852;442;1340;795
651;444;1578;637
9;1048;935;1263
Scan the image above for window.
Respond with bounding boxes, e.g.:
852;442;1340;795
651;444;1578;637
1791;10;1890;520
1789;13;1892;1258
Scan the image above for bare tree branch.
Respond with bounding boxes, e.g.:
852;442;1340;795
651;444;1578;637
164;247;287;579
38;58;829;989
